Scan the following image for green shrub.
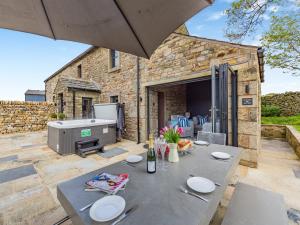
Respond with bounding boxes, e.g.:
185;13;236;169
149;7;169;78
261;105;281;117
57;113;66;120
49;113;57;119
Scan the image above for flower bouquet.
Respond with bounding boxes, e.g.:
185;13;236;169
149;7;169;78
160;126;183;162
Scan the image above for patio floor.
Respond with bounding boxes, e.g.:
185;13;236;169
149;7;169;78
0;132;299;225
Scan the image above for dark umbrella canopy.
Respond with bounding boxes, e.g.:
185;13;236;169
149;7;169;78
0;0;213;58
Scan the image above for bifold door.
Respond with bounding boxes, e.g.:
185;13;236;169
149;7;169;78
211;64;238;146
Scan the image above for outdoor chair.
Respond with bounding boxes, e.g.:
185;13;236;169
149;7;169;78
197;131;226;145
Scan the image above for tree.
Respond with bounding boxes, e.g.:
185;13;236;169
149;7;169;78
262;15;300;74
225;0;300;75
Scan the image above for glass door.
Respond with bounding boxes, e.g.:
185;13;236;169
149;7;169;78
211;65;220;133
211;63;238;146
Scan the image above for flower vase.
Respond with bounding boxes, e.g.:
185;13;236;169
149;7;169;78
168;143;179;163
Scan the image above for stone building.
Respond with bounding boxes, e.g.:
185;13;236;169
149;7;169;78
45;26;264;167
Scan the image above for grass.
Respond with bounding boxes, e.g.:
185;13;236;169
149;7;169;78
262;114;300;132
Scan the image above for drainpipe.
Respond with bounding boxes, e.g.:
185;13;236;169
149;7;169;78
136;56;141;144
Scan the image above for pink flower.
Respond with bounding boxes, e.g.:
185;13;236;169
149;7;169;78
177;127;183;135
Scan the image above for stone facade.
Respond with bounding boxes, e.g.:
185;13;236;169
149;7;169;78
0;101;55;134
45;30;263;167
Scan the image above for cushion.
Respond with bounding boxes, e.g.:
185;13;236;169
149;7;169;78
178;117;189;127
197;115;208;126
170;120;178;128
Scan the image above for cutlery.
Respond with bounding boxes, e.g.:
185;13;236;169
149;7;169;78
111;205;138;225
179;186;209;202
189;174;221;186
121;161;136;167
79;202;94;212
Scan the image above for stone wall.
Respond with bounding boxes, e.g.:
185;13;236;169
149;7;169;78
0;101;55;134
139;34;262;167
286;126;300;158
261;124;286;139
262;92;300;116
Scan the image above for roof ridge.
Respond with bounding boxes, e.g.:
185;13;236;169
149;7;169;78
172;32;261;49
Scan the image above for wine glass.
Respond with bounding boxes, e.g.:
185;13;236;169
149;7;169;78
160;140;168;171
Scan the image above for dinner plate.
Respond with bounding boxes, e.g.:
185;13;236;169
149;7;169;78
126;155;143;163
211;152;231;160
194;140;209;145
89;195;126;222
187;177;215;193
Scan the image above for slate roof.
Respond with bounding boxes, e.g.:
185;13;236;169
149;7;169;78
25;90;46;95
59;78;101;92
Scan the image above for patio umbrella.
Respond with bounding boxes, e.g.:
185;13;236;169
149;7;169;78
0;0;213;58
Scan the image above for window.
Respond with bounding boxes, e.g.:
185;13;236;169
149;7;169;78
110;50;120;69
110;95;119;103
77;64;82;78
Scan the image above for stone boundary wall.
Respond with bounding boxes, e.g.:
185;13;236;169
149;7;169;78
286;126;300;158
262;92;300;116
0;101;55;135
261;124;300;158
261;124;286;139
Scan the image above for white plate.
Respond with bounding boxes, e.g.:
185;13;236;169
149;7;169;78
211;152;231;160
126;155;143;163
194;140;209;145
89;195;126;222
187;177;216;193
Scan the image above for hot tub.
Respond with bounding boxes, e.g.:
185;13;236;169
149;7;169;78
47;119;117;155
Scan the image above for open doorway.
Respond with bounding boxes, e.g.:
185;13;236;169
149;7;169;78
146;63;238;146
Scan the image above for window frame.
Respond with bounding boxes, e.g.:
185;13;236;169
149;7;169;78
77;64;82;78
108;49;120;72
110;95;119;103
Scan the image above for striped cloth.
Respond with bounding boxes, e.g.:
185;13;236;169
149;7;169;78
197;115;208;126
178;117;189;127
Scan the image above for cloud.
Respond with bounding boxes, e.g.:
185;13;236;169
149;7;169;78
206;11;226;21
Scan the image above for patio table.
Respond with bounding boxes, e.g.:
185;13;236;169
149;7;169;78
57;144;241;225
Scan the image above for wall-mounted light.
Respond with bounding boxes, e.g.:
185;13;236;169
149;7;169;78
245;84;250;94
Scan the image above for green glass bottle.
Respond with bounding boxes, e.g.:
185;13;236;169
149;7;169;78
147;134;156;174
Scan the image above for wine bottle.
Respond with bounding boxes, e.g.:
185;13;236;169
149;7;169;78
147;134;156;174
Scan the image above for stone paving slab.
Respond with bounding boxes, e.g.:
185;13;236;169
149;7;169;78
293;168;300;179
0;164;36;184
0;132;299;225
0;155;18;163
98;147;128;158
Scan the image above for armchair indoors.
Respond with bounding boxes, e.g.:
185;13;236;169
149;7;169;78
167;115;194;138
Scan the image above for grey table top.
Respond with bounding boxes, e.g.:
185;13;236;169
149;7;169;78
57;144;241;225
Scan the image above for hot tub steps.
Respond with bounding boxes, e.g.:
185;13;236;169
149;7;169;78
76;138;103;158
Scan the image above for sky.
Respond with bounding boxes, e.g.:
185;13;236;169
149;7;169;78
0;0;299;101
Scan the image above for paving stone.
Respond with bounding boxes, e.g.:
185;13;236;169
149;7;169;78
293;168;300;179
0;164;36;184
0;186;57;225
0;155;18;163
98;147;128;158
